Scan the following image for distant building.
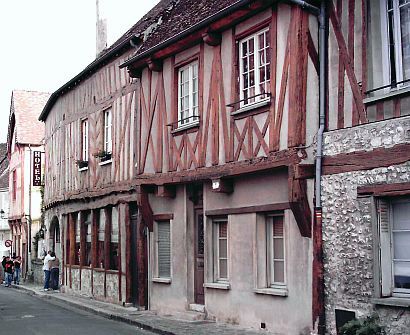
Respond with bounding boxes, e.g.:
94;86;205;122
0;143;10;257
7;90;50;277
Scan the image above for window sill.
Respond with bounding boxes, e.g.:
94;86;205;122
78;166;88;172
371;297;410;308
231;99;270;117
171;120;200;134
203;282;230;290
152;277;171;284
93;268;105;272
254;287;288;297
364;85;410;105
99;159;112;166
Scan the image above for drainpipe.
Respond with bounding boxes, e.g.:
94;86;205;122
313;1;327;334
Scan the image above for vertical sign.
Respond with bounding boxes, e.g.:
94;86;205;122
33;151;42;186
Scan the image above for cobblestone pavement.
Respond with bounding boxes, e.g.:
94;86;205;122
11;283;266;335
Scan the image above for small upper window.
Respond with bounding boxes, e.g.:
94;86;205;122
239;28;271;107
103;109;112;154
81;119;88;161
178;62;199;128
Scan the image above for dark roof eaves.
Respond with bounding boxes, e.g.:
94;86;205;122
120;0;251;69
39;38;133;122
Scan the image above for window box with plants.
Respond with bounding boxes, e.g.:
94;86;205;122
94;150;112;163
75;159;89;170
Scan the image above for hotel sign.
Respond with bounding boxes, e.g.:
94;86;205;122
33;151;42;186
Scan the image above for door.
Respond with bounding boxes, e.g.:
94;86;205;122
129;203;139;306
194;209;205;304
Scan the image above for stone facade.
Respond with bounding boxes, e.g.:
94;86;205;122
322;117;410;335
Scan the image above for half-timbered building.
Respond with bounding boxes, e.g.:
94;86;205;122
40;0;321;333
7;90;50;277
320;0;410;334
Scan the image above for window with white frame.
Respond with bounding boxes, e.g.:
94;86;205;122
155;220;171;278
81;119;88;161
267;214;286;286
178;62;199;127
377;197;410;297
239;28;271;107
103;108;112;154
369;1;410;91
213;218;228;282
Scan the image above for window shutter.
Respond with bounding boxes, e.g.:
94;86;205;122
157;222;171;278
377;199;393;297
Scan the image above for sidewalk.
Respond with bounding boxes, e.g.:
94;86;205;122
12;283;265;335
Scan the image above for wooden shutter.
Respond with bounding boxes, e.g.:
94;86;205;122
157;221;171;278
377;199;393;297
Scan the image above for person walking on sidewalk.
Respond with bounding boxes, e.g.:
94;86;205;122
49;252;59;290
42;251;55;291
1;256;6;284
13;256;21;285
4;256;14;287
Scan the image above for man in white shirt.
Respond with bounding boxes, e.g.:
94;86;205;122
42;251;55;291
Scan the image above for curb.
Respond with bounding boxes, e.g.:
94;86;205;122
13;285;176;335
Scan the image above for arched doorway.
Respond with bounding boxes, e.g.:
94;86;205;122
48;216;61;259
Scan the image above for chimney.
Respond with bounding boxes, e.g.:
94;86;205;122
96;0;107;56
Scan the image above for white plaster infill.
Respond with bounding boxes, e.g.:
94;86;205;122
203;282;230;290
99;159;112;166
152;277;171;284
254;287;288;297
231;99;270;117
371;297;410;308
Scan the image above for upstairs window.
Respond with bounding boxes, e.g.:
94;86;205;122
239;28;271;107
178;62;199;127
81;119;88;161
103;108;112;154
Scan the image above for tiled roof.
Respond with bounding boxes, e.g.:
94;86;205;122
0;143;8;190
9;90;50;146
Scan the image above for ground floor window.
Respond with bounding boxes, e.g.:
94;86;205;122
377;197;410;297
154;220;171;279
110;207;119;271
75;213;80;265
266;214;285;286
84;212;92;267
97;209;105;269
213;218;228;282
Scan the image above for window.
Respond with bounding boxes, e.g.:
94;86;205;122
213;218;228;281
81;119;89;161
368;1;410;91
12;170;16;201
97;209;105;269
103;108;112;154
239;28;271;107
74;214;80;265
267;215;286;286
377;198;410;297
178;62;199;127
155;220;171;278
110;207;119;271
84;212;92;267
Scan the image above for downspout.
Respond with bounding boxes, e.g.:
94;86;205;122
313;1;327;334
27;145;32;276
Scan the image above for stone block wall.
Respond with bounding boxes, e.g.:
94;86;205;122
322;117;410;335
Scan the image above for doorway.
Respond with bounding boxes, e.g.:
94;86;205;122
194;208;205;304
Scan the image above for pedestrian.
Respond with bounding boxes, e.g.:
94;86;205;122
13;256;21;285
4;256;14;287
49;252;59;290
42;251;55;291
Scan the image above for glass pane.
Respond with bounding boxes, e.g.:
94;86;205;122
193;63;198;77
243;74;249;88
193;77;198;92
273;238;284;259
249;55;254;70
249;38;254;54
219;223;227;238
260;67;265;82
259;33;265;49
393;231;410;259
242;57;248;72
219;239;227;258
184;96;189;110
250;70;255;86
393;202;410;230
274;261;285;283
389;10;398;84
242;41;248;56
219;259;228;278
394;261;410;289
400;5;410;79
266;30;270;47
273;217;284;236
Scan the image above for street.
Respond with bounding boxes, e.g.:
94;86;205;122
0;285;155;335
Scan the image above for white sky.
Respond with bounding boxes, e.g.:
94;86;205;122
0;0;160;143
